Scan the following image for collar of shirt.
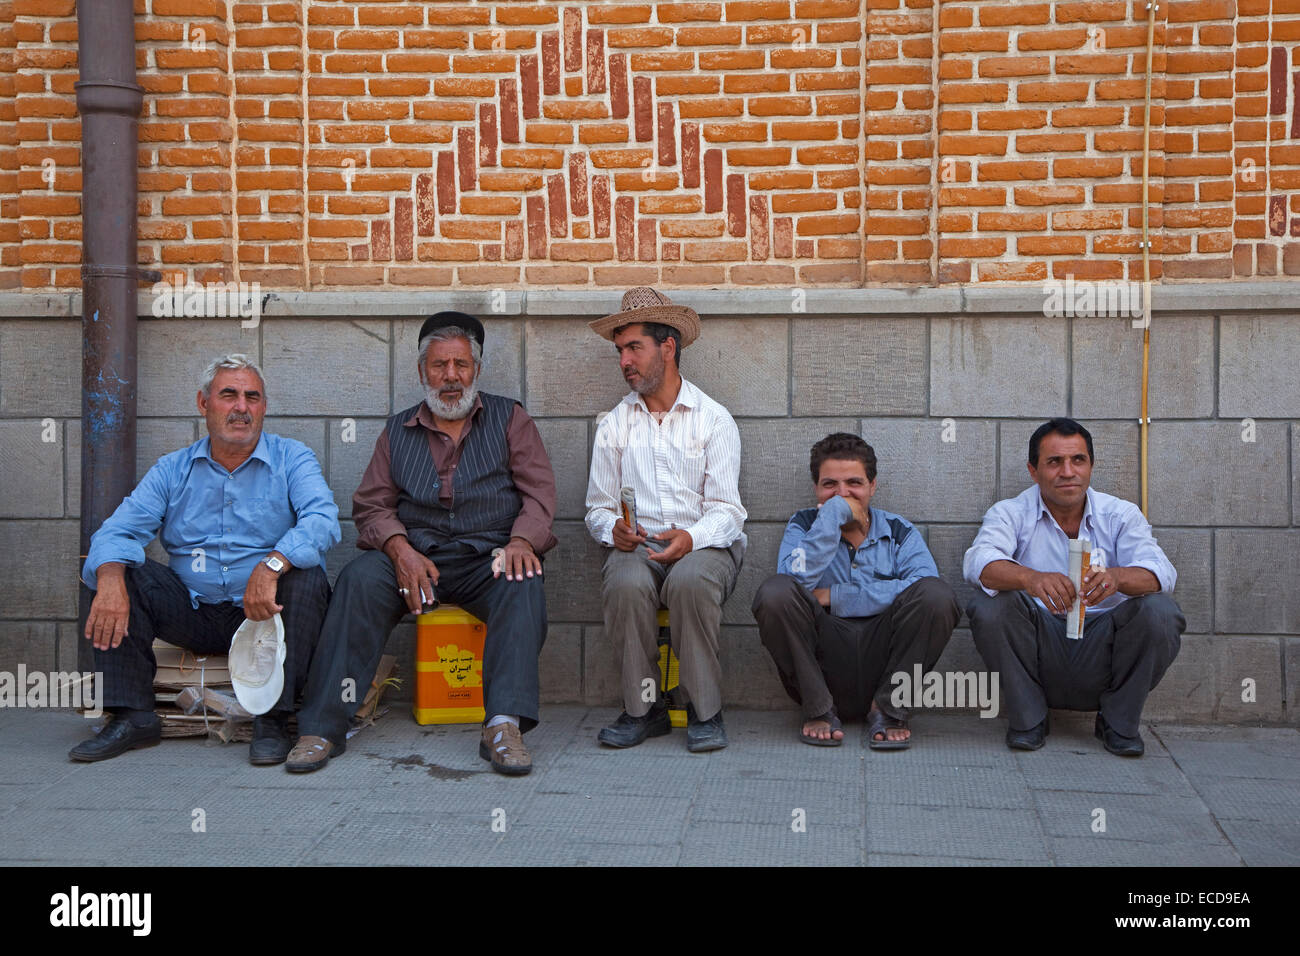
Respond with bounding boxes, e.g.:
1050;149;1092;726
193;431;272;473
406;393;484;437
623;377;701;415
1033;485;1097;538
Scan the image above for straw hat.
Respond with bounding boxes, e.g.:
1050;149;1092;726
588;287;700;347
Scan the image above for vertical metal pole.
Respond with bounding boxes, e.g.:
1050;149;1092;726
75;0;143;670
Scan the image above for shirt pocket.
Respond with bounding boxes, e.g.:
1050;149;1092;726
233;496;293;542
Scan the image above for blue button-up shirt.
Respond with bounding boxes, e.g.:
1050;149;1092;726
777;495;941;618
82;432;341;607
962;485;1177;616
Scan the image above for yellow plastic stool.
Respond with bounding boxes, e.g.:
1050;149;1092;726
655;608;688;728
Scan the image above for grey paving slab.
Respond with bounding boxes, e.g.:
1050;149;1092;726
867;853;1025;867
691;776;865;827
303;812;507;866
865;764;1033;810
866;806;1051;862
0;319;81;417
1046;836;1242;867
677;822;864;866
1155;733;1300;780
930;316;1067;418
1031;791;1225;844
1214;819;1300;866
792;317;927;416
1219;314;1300;417
1072;314;1214;419
1189;776;1300;822
1015;750;1187;796
485;836;682;867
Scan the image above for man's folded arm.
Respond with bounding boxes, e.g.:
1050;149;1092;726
583;415;621;546
273;442;342;569
963;501;1023;596
777;496;848;589
353;430;408;551
683;415;746;550
829;523;939;618
1112;502;1177;593
506;405;558;554
82;459;173;590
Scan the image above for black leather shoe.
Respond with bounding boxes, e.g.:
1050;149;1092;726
597;703;671;748
1006;715;1049;751
250;714;293;766
69;715;162;763
1095;713;1144;757
686;705;727;753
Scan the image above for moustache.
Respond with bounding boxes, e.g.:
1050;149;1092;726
226;413;252;424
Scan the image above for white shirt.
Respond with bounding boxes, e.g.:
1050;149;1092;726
585;378;747;551
963;485;1178;615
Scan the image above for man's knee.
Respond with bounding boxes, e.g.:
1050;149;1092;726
966;589;1023;627
333;549;393;594
662;565;725;609
752;573;803;616
601;551;658;605
1116;592;1185;641
901;576;959;617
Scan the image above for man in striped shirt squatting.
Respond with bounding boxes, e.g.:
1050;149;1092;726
585;288;747;753
287;312;557;776
963;418;1184;757
752;433;959;749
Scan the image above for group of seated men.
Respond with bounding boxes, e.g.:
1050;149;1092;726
72;286;1185;775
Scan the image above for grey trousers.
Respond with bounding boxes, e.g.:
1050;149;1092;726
752;574;959;721
967;590;1184;738
601;539;744;721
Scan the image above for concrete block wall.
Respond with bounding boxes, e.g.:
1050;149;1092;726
1;296;1297;725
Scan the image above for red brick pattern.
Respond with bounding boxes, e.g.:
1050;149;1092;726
4;0;1300;289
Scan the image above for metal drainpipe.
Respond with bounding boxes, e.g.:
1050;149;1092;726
75;0;154;670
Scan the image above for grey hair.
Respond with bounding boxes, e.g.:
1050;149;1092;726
200;353;266;397
418;326;483;382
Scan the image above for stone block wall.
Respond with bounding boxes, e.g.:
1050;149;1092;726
0;289;1296;725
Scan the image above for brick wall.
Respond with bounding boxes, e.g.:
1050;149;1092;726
5;0;1300;288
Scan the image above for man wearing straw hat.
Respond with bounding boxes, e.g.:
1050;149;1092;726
585;288;747;752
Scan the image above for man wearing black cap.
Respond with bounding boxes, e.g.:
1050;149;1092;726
288;312;558;775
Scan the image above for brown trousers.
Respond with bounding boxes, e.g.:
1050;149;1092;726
600;540;744;722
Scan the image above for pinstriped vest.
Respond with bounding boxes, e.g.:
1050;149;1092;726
386;393;521;557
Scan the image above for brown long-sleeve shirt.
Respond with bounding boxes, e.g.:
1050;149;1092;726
353;395;558;555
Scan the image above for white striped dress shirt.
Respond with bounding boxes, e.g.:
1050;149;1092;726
585;378;747;550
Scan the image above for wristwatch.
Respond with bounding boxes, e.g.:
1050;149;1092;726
262;555;286;575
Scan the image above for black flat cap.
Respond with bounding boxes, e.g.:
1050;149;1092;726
418;311;485;350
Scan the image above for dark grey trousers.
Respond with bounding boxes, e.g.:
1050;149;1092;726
296;547;547;745
751;574;959;722
967;590;1184;738
94;558;330;715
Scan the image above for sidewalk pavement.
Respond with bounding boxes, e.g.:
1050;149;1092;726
1;707;1296;867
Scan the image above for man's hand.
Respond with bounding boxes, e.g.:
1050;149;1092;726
612;517;647;552
384;535;439;614
85;563;130;651
497;536;542;581
813;587;831;608
1080;566;1149;606
647;528;693;564
840;496;869;532
243;559;286;622
1025;570;1076;615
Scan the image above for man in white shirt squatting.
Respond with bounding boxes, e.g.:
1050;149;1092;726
963;418;1184;757
584;288;747;753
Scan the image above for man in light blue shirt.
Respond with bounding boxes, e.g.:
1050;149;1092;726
752;433;958;749
963;418;1183;757
72;354;340;765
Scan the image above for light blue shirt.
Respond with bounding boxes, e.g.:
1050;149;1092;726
962;485;1177;615
777;495;940;618
82;432;341;607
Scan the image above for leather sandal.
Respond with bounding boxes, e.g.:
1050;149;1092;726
285;735;345;773
800;709;843;747
867;708;911;750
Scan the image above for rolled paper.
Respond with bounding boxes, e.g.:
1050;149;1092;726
1065;536;1091;639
